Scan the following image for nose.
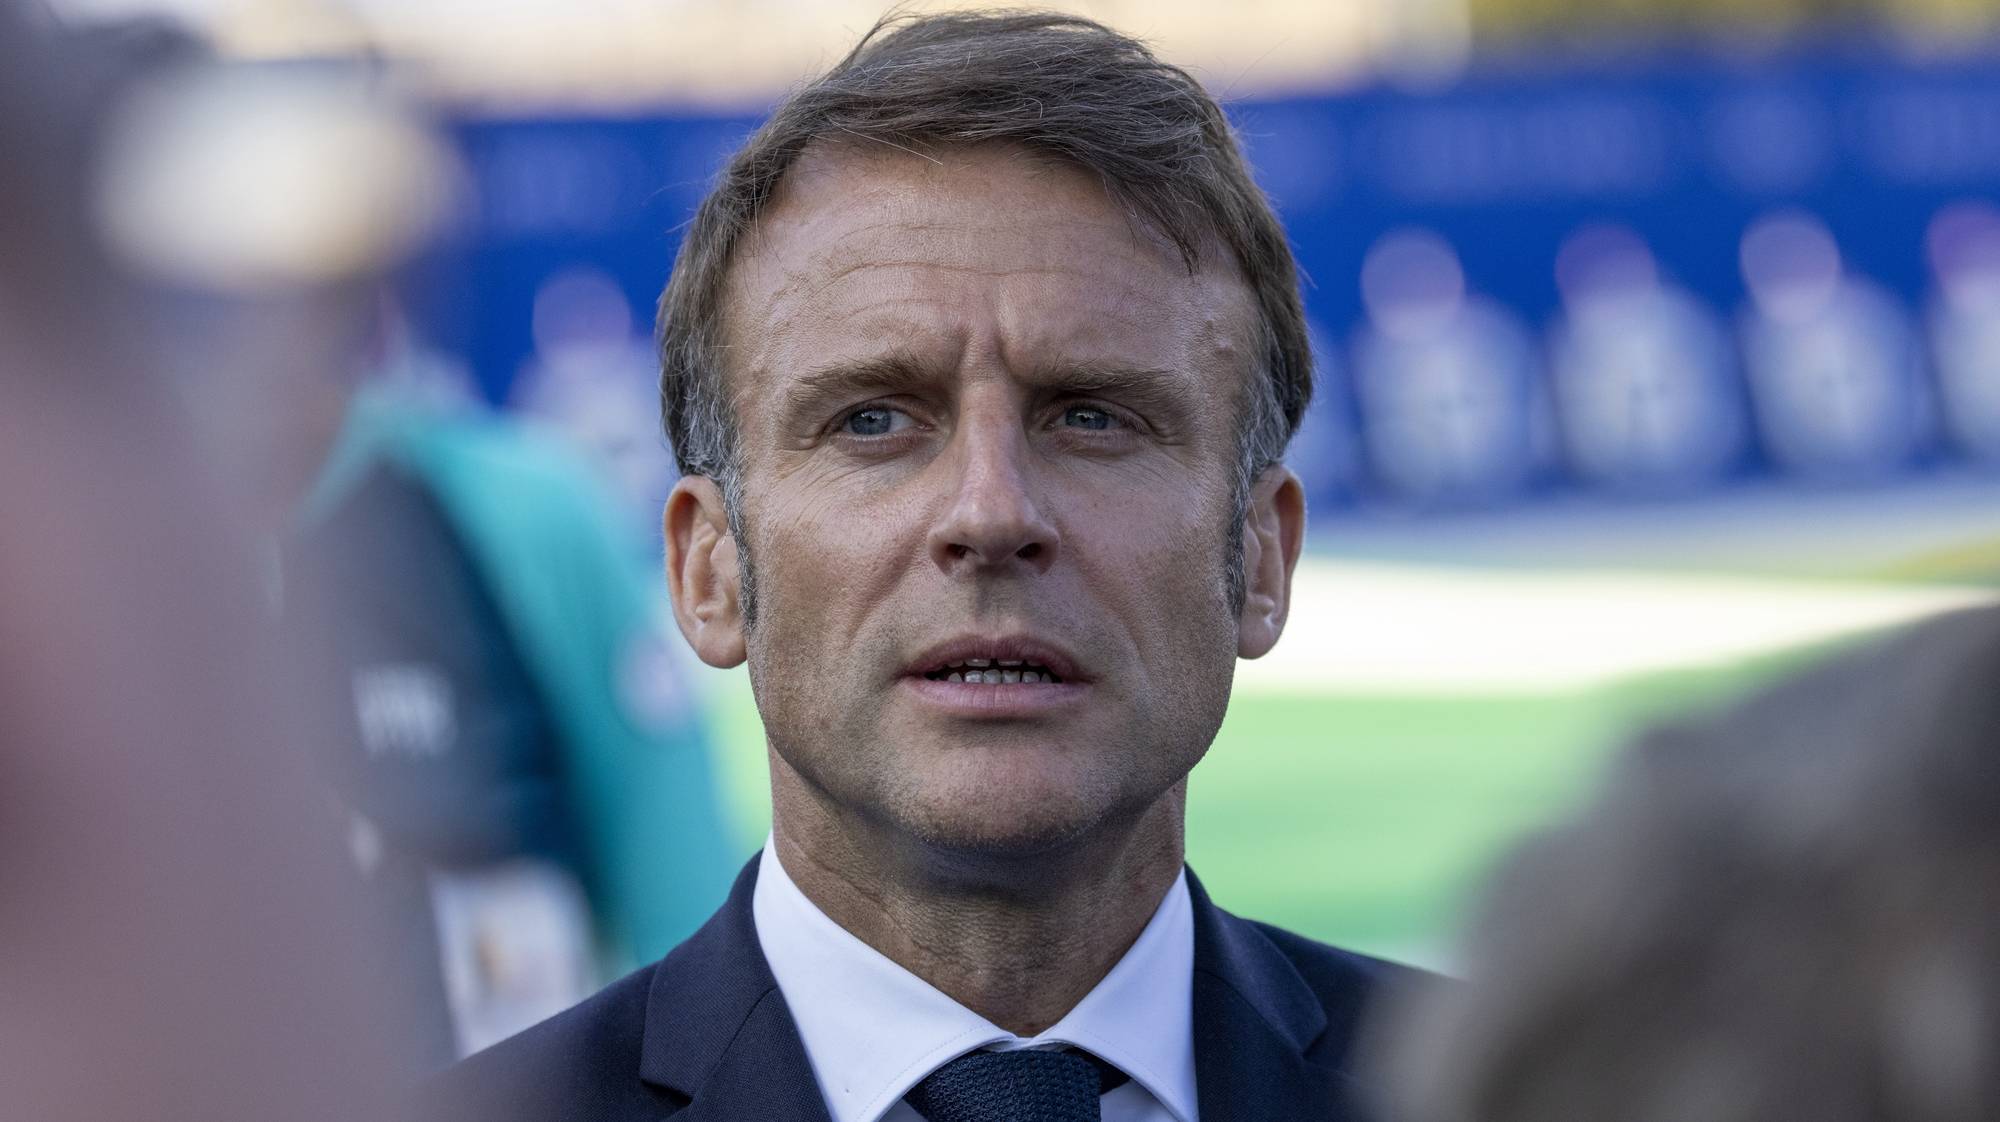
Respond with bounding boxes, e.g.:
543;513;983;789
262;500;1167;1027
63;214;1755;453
926;418;1060;578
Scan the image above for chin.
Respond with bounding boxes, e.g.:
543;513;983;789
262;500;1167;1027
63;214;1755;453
907;806;1094;860
894;757;1131;860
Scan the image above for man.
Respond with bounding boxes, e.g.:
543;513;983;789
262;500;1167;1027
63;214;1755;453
1381;605;2000;1122
432;12;1414;1121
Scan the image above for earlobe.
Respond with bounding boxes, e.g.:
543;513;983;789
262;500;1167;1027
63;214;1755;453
663;476;748;669
1236;465;1306;660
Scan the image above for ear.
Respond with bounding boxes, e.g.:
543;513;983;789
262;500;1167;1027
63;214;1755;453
663;475;747;669
1236;464;1306;660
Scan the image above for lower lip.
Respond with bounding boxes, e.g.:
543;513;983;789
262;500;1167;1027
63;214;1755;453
898;675;1091;717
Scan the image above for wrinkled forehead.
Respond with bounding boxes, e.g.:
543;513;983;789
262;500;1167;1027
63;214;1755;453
754;140;1177;263
715;141;1259;394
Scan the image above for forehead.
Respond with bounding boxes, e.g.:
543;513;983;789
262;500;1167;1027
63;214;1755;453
717;142;1256;395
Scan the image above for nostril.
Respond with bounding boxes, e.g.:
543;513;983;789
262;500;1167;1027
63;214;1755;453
932;527;1056;569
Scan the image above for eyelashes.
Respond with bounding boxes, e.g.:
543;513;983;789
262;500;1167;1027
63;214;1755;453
1059;405;1120;431
832;400;1139;443
840;406;915;437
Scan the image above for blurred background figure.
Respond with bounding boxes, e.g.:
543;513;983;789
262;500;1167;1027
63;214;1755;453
73;14;736;1064
1350;227;1547;507
510;264;679;551
1379;604;2000;1122
1738;209;1931;481
286;346;737;1058
1547;224;1747;494
1283;323;1366;508
1924;200;2000;466
296;355;736;1059
0;3;409;1117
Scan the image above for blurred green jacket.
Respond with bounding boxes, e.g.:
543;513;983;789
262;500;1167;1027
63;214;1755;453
306;390;738;972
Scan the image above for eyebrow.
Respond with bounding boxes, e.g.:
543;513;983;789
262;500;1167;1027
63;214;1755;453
778;353;935;420
1029;362;1189;398
1027;362;1203;427
774;354;1203;426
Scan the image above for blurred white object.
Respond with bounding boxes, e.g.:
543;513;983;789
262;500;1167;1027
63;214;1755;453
1284;319;1362;500
1738;209;1929;480
1925;200;2000;463
512;265;676;535
1238;558;1994;697
1548;224;1746;492
430;860;597;1058
94;64;460;291
1352;227;1546;505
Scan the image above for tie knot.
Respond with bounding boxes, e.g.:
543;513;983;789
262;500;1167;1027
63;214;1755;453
905;1048;1104;1122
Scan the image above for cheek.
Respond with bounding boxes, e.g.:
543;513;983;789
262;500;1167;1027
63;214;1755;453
738;482;924;676
760;485;915;592
1071;472;1235;588
1062;480;1241;668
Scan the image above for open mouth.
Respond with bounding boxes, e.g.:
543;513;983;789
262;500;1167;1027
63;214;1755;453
922;658;1064;685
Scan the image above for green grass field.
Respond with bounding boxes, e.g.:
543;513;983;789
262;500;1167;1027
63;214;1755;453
700;645;1822;968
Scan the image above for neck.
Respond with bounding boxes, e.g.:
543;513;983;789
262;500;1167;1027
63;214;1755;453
768;753;1186;1037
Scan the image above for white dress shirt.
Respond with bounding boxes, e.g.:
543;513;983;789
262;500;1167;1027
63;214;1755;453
752;840;1199;1122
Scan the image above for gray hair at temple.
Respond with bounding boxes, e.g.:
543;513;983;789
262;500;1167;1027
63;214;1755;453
655;9;1311;549
1381;606;2000;1122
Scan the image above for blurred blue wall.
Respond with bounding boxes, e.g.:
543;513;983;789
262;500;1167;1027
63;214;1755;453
422;48;2000;513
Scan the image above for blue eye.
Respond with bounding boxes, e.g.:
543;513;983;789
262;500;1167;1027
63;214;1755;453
843;407;902;436
1062;406;1115;431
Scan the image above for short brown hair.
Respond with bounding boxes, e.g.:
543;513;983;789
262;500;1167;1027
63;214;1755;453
656;8;1311;516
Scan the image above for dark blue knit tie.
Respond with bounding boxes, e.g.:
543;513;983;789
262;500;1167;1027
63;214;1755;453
905;1048;1109;1122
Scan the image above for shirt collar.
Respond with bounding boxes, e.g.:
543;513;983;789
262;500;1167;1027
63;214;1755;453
752;839;1198;1122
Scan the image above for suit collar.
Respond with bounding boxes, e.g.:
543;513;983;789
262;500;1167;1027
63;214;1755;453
1186;869;1328;1053
639;856;832;1121
1187;869;1361;1122
635;859;1356;1122
755;843;1200;1122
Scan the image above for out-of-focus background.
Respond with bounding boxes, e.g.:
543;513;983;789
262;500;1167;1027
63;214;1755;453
31;0;2000;990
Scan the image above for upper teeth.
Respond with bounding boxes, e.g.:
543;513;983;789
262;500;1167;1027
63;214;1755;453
933;659;1056;684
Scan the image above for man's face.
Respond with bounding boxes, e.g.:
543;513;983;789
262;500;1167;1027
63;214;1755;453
695;144;1279;855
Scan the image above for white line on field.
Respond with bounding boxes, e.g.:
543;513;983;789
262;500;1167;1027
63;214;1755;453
1239;560;1997;697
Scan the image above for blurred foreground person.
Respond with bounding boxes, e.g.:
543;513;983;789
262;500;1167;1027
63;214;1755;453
1384;606;2000;1122
0;6;407;1118
98;53;736;1061
430;11;1421;1122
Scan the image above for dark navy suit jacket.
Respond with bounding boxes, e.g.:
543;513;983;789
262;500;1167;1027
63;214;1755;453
423;857;1413;1121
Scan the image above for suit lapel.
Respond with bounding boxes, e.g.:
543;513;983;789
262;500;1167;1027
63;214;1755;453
1187;871;1363;1122
638;856;833;1122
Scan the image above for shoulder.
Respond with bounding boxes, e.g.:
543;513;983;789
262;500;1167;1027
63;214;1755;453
386;405;617;520
1204;902;1439;1069
1248;916;1440;1040
412;962;673;1122
1247;918;1420;985
1246;918;1429;1022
